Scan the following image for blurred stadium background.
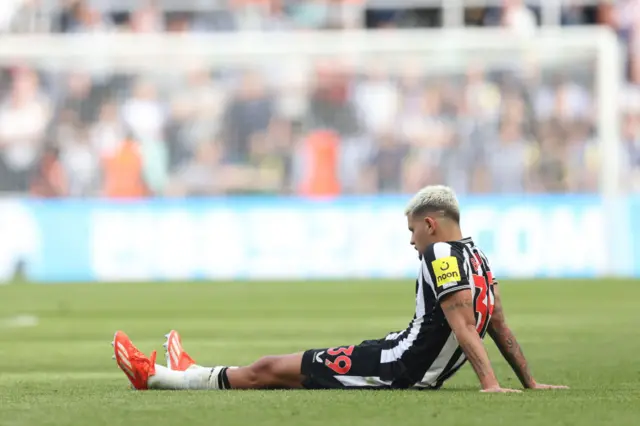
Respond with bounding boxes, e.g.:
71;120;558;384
1;2;640;425
0;0;637;282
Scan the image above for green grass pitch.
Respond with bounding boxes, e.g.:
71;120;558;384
0;279;639;426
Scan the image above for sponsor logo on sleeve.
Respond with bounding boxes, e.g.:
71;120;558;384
432;256;461;287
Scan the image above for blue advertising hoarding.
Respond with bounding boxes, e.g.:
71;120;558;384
630;196;640;278
0;196;637;283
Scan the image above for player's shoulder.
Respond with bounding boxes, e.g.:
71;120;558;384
422;242;468;288
422;241;465;263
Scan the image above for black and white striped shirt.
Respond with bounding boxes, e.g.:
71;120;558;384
379;237;497;388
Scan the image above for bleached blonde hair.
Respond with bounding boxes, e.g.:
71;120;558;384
404;185;460;223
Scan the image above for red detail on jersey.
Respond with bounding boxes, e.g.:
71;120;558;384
470;255;480;273
472;251;495;285
472;274;493;333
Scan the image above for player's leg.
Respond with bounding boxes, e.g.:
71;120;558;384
151;354;305;390
113;330;393;390
113;330;305;390
163;329;305;389
161;330;394;390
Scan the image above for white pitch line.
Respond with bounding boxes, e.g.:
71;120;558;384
0;315;39;329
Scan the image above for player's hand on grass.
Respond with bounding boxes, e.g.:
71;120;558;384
528;383;570;390
480;387;522;393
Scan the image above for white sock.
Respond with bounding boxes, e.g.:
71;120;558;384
148;365;231;390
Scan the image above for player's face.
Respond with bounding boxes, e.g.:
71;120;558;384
407;214;437;255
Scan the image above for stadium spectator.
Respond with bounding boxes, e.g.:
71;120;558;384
599;0;640;84
487;119;533;194
462;63;501;121
531;121;569;193
297;130;341;197
622;112;640;192
58;0;114;33
129;1;164;33
58;122;101;197
249;117;293;194
501;0;537;36
0;67;50;193
57;71;100;125
220;71;274;165
90;101;126;159
570;119;599;192
101;133;148;198
354;66;399;136
122;79;165;144
30;145;68;197
303;63;360;139
364;132;408;194
165;141;222;197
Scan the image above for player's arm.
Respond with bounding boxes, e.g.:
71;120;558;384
487;286;569;390
486;286;535;388
427;243;518;393
440;290;506;392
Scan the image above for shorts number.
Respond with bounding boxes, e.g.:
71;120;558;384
327;346;354;356
325;346;354;375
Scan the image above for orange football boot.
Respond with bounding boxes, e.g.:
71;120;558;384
163;330;196;371
112;331;156;390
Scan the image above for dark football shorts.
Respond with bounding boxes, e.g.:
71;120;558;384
300;338;420;390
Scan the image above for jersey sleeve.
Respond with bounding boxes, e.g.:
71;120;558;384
423;242;472;301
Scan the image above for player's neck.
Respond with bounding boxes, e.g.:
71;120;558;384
438;226;464;243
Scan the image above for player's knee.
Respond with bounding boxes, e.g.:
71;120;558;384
246;356;280;387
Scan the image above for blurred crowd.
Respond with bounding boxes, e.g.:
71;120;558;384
0;0;638;197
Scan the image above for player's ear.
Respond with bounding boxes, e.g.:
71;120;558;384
424;216;436;234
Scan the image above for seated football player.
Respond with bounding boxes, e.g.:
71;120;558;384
112;185;568;392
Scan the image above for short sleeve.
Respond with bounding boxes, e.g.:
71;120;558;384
423;242;471;301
